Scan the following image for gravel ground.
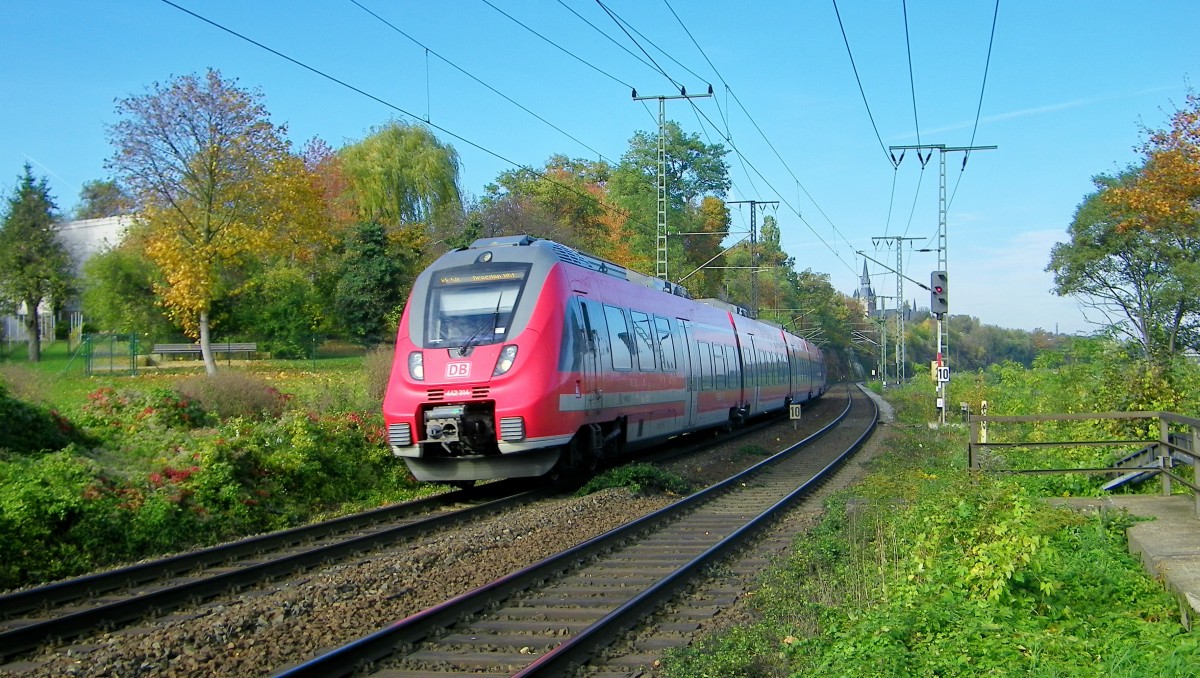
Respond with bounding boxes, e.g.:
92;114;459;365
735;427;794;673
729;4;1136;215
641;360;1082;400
1;390;853;677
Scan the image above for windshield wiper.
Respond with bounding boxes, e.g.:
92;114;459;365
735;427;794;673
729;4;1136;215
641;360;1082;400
458;297;503;356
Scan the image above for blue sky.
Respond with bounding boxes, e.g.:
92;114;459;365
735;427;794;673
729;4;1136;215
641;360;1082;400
2;1;1197;335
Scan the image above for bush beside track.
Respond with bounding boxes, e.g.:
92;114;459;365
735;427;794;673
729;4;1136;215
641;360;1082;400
0;351;434;591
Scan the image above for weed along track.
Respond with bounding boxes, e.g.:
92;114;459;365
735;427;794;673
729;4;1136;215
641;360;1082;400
277;385;875;677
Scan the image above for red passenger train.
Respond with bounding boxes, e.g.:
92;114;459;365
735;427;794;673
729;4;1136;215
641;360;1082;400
382;235;827;483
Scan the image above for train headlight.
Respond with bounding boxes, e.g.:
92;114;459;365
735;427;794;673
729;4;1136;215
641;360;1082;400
408;351;424;381
493;344;518;376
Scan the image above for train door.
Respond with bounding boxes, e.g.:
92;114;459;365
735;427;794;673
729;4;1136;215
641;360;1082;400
678;319;699;428
578;299;604;416
741;335;759;414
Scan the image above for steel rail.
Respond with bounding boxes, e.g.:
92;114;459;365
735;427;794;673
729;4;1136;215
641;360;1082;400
0;406;799;661
0;482;543;660
276;386;866;677
0;482;529;619
518;386;878;675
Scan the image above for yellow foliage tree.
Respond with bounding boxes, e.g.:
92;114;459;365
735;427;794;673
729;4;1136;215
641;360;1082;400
108;69;327;374
1108;92;1200;234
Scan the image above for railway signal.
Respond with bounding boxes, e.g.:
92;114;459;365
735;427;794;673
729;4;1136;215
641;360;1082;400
930;270;948;317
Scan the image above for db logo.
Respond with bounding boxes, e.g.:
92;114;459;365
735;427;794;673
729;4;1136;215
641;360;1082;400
445;362;471;379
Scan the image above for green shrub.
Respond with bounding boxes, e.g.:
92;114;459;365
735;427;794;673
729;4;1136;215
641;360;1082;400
0;450;110;585
79;385;211;431
0;382;88;456
577;463;690;497
0;373;425;590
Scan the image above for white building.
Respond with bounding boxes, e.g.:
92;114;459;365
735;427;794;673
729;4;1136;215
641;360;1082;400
2;215;130;345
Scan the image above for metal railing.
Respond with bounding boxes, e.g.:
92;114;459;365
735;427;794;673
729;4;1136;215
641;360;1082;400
968;409;1200;518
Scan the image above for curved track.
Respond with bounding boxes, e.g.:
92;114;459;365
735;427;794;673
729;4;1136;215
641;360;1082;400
0;481;540;661
278;384;876;677
0;400;815;666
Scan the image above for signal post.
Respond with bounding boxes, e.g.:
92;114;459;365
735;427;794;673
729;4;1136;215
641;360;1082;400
931;271;948;422
890;143;996;424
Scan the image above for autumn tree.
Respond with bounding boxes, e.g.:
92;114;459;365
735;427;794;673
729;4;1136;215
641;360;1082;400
1047;169;1200;361
1107;91;1200;235
672;196;729;299
479;155;647;265
0;164;72;361
1048;94;1200;363
302;137;356;232
107;69;327;374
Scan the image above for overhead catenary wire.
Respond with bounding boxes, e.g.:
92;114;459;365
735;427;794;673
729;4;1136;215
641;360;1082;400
596;0;858;274
901;0;925;164
477;0;635;93
157;0;662;243
663;0;851;256
554;0;658;75
551;0;755;232
350;0;612;165
948;0;1001;210
832;0;897;169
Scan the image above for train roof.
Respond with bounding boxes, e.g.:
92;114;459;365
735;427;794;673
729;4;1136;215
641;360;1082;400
464;237;805;339
468;235;694;299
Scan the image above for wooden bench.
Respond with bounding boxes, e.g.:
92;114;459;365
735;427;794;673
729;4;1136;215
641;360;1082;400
152;342;257;361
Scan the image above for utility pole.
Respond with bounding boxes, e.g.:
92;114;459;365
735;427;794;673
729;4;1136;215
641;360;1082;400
889;143;996;421
633;86;712;281
727;199;778;318
871;236;921;382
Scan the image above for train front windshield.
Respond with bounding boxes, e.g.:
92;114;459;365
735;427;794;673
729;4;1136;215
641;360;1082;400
425;264;531;349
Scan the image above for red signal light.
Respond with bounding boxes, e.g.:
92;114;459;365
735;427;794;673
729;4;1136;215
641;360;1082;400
930;271;948;316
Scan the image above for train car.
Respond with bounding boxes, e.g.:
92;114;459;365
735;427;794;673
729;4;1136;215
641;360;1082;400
382;235;826;483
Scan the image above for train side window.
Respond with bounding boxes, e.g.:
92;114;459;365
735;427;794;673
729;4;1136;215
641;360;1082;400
654;316;676;371
560;302;583;371
581;299;608;355
630;311;657;371
580;301;595;348
698;341;712;390
710;345;720;388
603;304;633;370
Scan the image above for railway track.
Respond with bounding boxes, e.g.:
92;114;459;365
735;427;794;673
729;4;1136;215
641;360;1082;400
0;480;541;661
278;384;876;677
0;398;820;668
